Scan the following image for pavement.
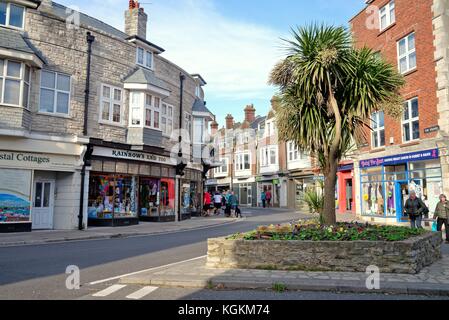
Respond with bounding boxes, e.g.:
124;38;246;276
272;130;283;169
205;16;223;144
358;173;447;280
0;216;240;247
119;246;449;297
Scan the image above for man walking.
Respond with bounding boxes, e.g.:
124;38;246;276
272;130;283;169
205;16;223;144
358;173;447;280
266;189;272;208
213;192;223;215
433;194;449;242
404;190;428;229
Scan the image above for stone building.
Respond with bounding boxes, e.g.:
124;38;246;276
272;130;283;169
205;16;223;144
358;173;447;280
0;0;213;231
350;0;449;224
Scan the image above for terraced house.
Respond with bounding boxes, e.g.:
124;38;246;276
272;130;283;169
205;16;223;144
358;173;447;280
0;0;214;232
350;0;449;225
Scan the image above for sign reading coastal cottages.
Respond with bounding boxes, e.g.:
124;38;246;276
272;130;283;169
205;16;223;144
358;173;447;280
92;147;177;165
0;151;79;171
359;149;439;168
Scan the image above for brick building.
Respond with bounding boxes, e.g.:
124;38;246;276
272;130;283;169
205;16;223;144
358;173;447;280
350;0;449;224
0;0;213;231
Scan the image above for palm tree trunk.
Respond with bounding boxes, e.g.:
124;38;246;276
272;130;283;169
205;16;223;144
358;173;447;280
322;156;338;225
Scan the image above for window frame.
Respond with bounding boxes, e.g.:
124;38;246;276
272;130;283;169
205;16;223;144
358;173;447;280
99;83;123;126
235;152;251;172
0;59;31;109
39;69;72;116
371;111;386;149
136;46;154;70
402;97;420;143
214;157;228;175
379;0;395;31
160;102;174;136
397;32;416;74
0;2;25;30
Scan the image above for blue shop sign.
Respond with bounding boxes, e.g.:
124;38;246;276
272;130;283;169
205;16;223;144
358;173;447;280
359;149;439;168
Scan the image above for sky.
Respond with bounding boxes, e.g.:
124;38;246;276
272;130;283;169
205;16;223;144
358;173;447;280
57;0;366;126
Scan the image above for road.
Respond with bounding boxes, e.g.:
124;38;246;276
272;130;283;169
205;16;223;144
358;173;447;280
0;208;300;300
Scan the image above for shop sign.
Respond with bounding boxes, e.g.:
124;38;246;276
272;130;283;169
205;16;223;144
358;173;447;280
338;163;354;172
272;179;280;185
255;176;262;182
359;149;439;168
92;147;176;165
205;179;218;185
0;150;78;170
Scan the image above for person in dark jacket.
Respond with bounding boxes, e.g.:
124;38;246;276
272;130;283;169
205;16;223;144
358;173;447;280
403;190;428;229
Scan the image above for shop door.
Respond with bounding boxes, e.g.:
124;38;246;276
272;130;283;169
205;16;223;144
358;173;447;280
395;181;409;223
345;179;353;211
240;186;248;206
32;181;54;230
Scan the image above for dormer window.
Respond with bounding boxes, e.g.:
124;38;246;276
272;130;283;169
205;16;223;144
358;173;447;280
0;2;25;29
136;47;153;69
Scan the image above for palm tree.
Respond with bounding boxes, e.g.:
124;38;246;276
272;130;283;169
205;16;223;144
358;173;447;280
270;24;404;225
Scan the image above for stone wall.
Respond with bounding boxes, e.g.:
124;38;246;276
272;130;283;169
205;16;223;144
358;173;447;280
207;232;442;274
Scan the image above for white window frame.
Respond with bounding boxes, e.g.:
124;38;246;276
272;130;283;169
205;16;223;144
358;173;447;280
402;97;420;143
99;84;123;126
261;146;278;166
371;111;385;149
160;102;173;136
287;142;301;162
136;47;154;70
214;158;228;175
0;2;25;30
379;0;395;31
0;59;31;108
184;112;192;141
397;32;416;74
129;91;142;127
235;152;251;171
39;69;72;116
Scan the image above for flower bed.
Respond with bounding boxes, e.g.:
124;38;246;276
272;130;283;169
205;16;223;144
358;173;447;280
207;221;442;274
227;221;426;242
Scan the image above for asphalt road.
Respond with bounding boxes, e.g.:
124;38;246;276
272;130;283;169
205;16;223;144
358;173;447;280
0;208;300;300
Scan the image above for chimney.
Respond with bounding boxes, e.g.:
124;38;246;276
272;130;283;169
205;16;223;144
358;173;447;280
225;114;234;130
125;0;148;39
244;104;256;123
211;120;219;136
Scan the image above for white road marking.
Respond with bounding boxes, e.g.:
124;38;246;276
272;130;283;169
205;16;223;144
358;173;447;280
89;255;207;285
92;284;127;297
126;286;159;300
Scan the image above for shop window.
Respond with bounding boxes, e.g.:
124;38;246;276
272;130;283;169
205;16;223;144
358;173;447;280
0;169;32;223
160;178;175;216
402;98;419;142
371;111;385;148
139;178;160;218
87;175;138;220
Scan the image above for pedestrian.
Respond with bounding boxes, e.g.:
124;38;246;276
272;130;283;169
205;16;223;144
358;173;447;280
230;191;239;217
203;191;212;216
404;190;429;229
213;192;223;215
224;190;232;217
433;194;449;242
261;190;266;208
266;189;272;208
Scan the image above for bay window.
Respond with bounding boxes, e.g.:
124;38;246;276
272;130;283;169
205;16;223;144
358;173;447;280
261;146;278;166
287;142;299;162
0;59;31;108
100;84;122;124
0;2;25;29
402;98;419;142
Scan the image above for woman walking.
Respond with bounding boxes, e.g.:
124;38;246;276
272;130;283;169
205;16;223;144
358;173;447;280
433;194;449;242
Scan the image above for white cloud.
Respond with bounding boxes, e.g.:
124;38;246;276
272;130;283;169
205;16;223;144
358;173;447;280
60;0;284;102
147;0;284;100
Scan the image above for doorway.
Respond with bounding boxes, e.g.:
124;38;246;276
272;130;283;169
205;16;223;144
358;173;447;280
395;181;409;223
32;180;54;230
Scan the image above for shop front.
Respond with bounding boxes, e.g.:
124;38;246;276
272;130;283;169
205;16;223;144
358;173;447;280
286;171;317;211
0;140;85;232
337;162;355;214
89;146;177;225
180;168;203;218
257;176;282;207
359;149;442;223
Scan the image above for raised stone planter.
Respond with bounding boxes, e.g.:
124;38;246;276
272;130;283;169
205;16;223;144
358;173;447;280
206;232;442;274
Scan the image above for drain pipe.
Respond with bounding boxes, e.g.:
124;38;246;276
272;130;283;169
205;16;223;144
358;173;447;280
78;32;95;230
177;73;186;221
